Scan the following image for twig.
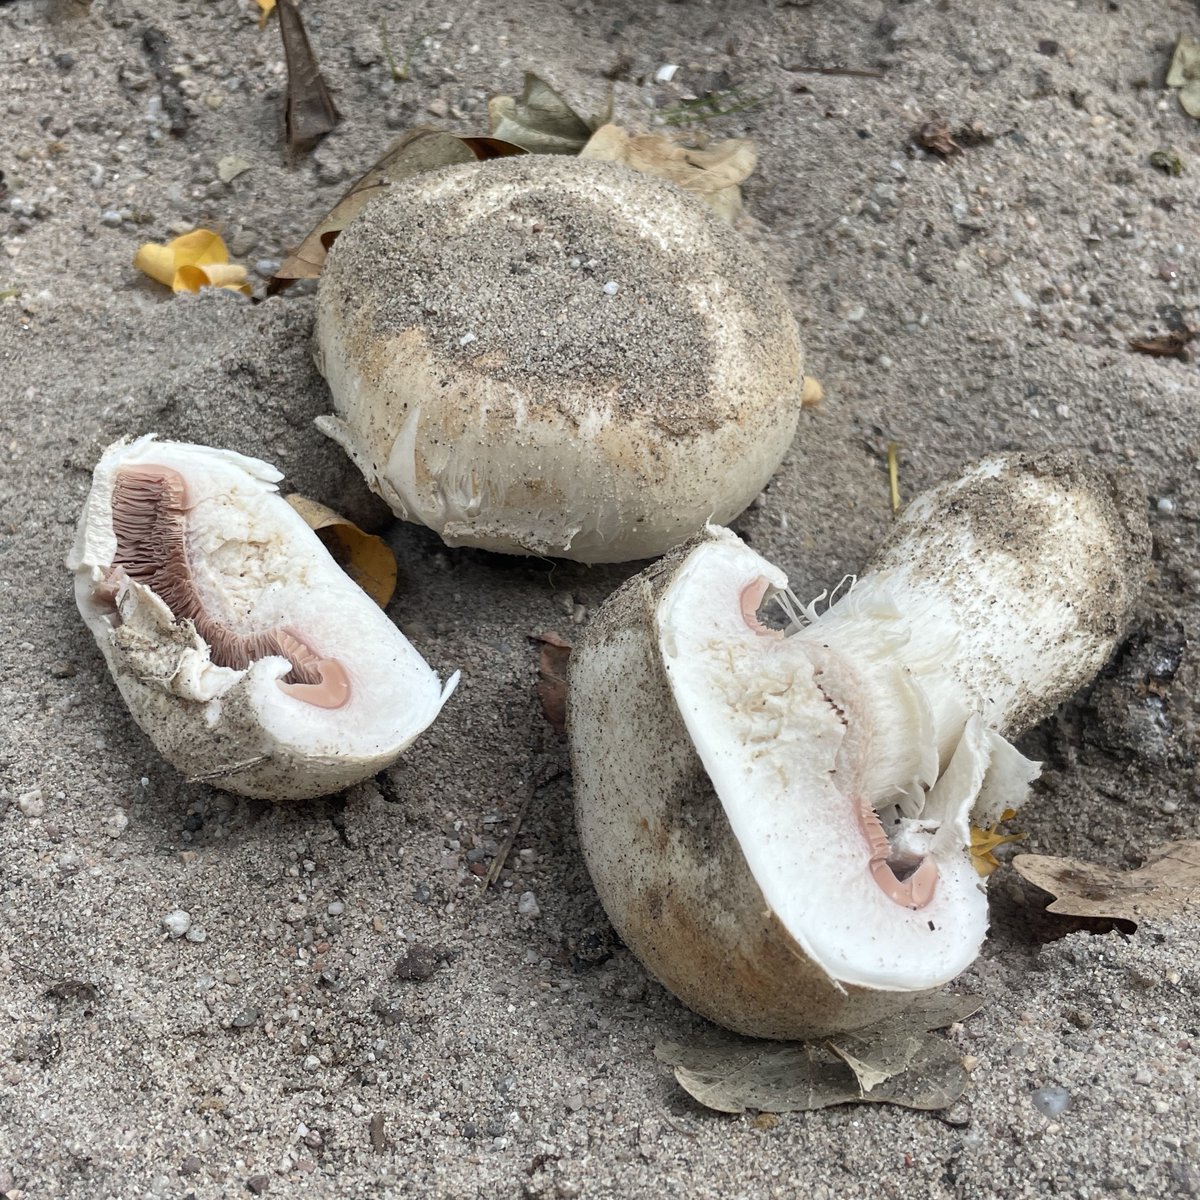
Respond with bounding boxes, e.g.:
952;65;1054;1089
887;442;902;514
786;64;885;78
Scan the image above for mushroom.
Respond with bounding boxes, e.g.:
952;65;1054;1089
67;436;457;800
569;453;1149;1037
313;154;803;563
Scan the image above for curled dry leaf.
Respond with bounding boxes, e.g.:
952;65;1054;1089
487;72;603;155
655;993;979;1114
268;129;526;293
284;494;397;608
1167;34;1200;119
133;229;251;296
1129;327;1195;360
278;0;340;150
800;376;823;408
579;124;755;222
255;0;275;27
969;809;1023;877
1012;840;1200;929
533;632;572;734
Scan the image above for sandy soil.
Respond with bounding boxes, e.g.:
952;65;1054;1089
2;0;1199;1196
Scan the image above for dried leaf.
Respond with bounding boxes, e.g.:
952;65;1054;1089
1166;34;1200;88
970;809;1023;877
1129;327;1194;360
133;229;251;296
488;72;597;155
1149;149;1184;176
278;0;340;150
533;632;572;734
256;0;276;28
800;376;824;408
217;154;253;183
1012;841;1200;929
285;494;397;608
655;993;979;1114
915;119;960;158
268;129;526;292
580;124;755;221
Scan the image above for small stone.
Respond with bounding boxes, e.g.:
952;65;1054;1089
303;1054;321;1073
106;808;130;837
654;64;679;83
55;51;76;70
216;155;253;184
231;1007;260;1028
602;281;620;296
49;660;76;678
254;258;281;279
426;98;450;118
517;891;541;917
1157;497;1177;516
163;910;192;938
205;93;225;111
17;789;45;817
179;1155;202;1176
246;1174;270;1195
566;1092;585;1111
186;925;208;944
326;900;345;916
844;304;866;322
1031;1086;1071;1116
1133;1066;1153;1086
100;209;123;227
229;230;258;257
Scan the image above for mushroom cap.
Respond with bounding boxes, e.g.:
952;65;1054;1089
67;436;457;799
569;454;1148;1037
314;154;803;563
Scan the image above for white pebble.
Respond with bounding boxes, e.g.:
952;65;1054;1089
99;208;123;227
186;925;208;943
163;910;192;938
602;281;619;296
459;331;477;346
654;64;679;83
327;900;345;916
845;304;866;322
17;789;45;817
517;891;541;917
303;1054;321;1073
1157;497;1176;516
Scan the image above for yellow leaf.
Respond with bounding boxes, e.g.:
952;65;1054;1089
133;230;252;296
285;494;398;608
970;819;1024;877
256;0;275;28
579;124;756;222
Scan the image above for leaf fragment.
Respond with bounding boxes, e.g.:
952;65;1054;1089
133;229;251;296
655;993;979;1114
285;494;397;608
278;0;340;150
255;0;276;28
970;809;1024;877
532;632;572;734
1011;840;1200;929
579;124;755;221
1129;327;1195;360
268;129;526;293
488;72;598;155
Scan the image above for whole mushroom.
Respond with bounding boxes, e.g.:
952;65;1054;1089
314;154;804;563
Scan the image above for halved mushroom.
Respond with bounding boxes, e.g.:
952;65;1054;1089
68;436;457;799
569;453;1149;1037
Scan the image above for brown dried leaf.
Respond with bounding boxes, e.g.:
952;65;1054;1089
915;119;960;158
285;494;397;608
278;0;340;150
1012;841;1200;929
533;632;572;734
1129;328;1195;360
580;124;755;222
655;993;979;1114
268;129;525;292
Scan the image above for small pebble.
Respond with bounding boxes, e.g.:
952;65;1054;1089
602;280;619;296
231;1007;260;1028
654;64;679;83
162;910;192;938
844;304;866;322
427;98;450;118
517;891;541;917
99;209;123;227
327;900;345;916
1133;1067;1154;1086
17;789;45;817
1157;497;1176;516
303;1054;321;1073
1031;1086;1071;1116
254;258;281;279
186;925;208;944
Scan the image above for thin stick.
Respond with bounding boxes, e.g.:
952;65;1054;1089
786;64;885;78
887;442;902;514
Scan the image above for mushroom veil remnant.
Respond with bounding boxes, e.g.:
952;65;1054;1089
313;153;804;563
569;453;1149;1038
68;436;458;800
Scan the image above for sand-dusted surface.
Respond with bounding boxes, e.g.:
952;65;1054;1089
2;1;1199;1196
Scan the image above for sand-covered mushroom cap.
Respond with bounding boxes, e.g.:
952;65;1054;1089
313;154;803;563
67;435;458;800
569;453;1149;1038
